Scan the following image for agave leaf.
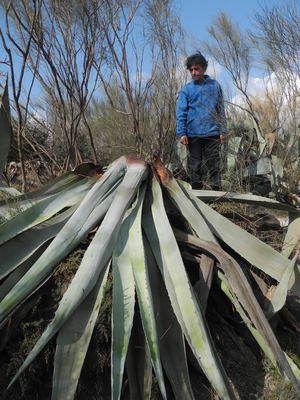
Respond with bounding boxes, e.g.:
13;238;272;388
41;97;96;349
0;206;75;280
163;170;217;310
282;217;300;259
126;312;152;400
181;183;293;283
289;266;300;297
193;254;214;312
0;160;98;211
129;184;166;399
266;253;299;318
0;246;48;350
0;293;41;352
175;138;188;170
111;213;136;400
270;155;284;189
0;177;96;245
0;193;113;326
0;160;126;326
52;263;109;400
165;177;216;242
143;174;235;399
180;250;214;313
0;172;84;219
174;229;300;392
217;270;300;382
243;156;273;178
0;177;120;280
0;242;49;302
144;237;195;400
191;189;299;214
7;160;148;388
0;187;21;198
192;182;298;294
0;77;12;180
251;116;266;156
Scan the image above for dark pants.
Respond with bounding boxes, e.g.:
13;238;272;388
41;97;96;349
187;136;221;190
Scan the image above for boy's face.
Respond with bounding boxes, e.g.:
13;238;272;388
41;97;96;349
189;64;205;81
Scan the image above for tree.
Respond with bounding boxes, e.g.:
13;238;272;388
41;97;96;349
251;0;299;164
97;0;186;160
144;0;186;163
0;0;42;190
5;0;108;170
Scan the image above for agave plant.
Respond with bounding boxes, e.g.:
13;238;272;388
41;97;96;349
0;153;299;399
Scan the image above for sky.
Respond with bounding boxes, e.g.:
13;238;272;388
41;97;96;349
179;0;274;42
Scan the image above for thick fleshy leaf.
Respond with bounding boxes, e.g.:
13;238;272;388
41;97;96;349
52;263;109;400
0;246;48;351
164;172;218;308
0;293;40;352
0;77;12;179
126;313;152;400
0;187;21;198
192;254;214;312
145;237;195;400
0;161;98;212
129;185;166;399
165;178;216;243
250;116;266;156
226;137;241;170
143;175;235;399
191;189;299;214
174;229;300;392
0;158;127;315
266;253;299;318
0;177;96;245
181;183;293;283
0;160;125;326
0;193;113;327
175;138;188;170
0;206;75;280
0;243;49;302
217;270;300;382
243;156;272;177
282;217;300;259
0;172;83;220
193;184;299;294
7;160;148;388
111;213;135;400
164;175;217;310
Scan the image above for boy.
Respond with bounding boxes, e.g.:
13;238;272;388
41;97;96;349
176;52;226;190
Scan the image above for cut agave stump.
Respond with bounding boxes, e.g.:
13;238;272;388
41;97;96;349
0;156;299;400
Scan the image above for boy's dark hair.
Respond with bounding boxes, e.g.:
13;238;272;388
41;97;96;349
185;52;208;71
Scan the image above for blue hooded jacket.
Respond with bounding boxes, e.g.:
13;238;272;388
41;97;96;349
176;75;226;138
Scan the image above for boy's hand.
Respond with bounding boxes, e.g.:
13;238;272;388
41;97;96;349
179;135;188;145
220;134;224;144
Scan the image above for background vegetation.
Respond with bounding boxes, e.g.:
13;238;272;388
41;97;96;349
0;0;298;195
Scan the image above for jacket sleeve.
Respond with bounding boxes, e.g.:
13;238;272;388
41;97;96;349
176;88;189;138
216;85;227;135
